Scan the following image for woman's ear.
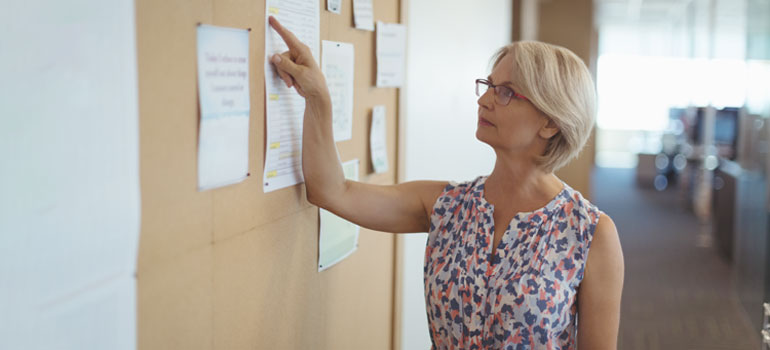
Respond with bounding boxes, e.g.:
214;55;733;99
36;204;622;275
538;119;559;139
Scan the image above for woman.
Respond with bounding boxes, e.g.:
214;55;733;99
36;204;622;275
268;16;624;350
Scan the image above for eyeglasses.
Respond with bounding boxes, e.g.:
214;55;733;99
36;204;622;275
475;78;529;106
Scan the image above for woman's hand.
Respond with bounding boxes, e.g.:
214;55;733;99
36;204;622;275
268;16;330;101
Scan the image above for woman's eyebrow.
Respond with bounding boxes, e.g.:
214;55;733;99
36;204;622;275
487;76;515;88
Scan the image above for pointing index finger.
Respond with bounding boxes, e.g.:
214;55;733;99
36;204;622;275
268;16;303;53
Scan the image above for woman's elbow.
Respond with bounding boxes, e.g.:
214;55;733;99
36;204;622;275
305;186;325;207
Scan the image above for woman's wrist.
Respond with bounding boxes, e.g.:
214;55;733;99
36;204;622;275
306;92;332;118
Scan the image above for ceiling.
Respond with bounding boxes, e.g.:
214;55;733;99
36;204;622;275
595;0;748;31
595;0;697;26
593;0;749;58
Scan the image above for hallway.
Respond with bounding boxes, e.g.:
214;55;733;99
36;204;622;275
591;167;760;350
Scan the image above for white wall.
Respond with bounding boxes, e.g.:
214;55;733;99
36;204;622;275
0;1;140;349
399;1;511;349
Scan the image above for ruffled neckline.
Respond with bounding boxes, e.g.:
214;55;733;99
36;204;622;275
475;175;569;218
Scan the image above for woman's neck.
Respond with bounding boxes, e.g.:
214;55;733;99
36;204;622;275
485;152;563;209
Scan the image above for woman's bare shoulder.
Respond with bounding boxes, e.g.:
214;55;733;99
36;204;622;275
588;212;624;277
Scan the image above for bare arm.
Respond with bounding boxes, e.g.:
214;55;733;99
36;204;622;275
577;213;625;349
268;17;445;233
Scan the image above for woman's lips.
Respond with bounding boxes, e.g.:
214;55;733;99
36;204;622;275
478;116;495;127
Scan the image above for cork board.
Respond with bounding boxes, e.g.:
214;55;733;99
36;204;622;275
135;0;402;349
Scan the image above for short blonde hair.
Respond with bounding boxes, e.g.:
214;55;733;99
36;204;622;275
493;41;596;173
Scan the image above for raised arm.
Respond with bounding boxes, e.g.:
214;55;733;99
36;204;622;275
267;16;445;233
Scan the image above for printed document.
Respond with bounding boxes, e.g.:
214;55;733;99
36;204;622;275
353;0;374;31
321;40;355;142
264;0;320;192
196;24;251;190
370;105;388;173
318;159;360;271
375;22;406;87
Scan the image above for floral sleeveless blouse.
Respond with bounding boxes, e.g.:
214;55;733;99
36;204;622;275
424;176;602;350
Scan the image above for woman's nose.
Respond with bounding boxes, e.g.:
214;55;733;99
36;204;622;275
477;88;494;109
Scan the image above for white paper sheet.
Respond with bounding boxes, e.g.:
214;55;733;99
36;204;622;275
327;0;341;14
318;159;361;271
376;21;407;87
264;0;320;193
370;105;389;173
353;0;374;31
0;0;140;348
196;25;251;191
322;41;355;142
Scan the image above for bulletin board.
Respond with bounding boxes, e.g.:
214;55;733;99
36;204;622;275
135;0;402;348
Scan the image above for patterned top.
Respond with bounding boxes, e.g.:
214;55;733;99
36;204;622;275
424;176;602;350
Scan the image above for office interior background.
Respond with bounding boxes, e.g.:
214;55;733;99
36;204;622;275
2;0;770;349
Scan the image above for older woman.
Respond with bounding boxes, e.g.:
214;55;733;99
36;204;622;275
268;16;623;350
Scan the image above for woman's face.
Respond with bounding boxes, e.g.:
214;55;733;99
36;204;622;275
476;55;557;158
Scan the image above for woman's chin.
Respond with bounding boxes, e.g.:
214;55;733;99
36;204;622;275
475;128;490;144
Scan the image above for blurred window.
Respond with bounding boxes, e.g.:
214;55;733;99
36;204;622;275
595;55;747;167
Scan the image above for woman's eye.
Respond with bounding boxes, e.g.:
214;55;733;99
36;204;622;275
497;87;514;98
